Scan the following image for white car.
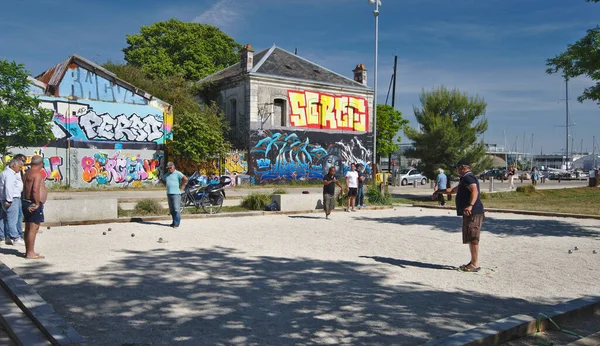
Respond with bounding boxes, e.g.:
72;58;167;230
392;168;428;186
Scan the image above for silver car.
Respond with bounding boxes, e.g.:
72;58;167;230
392;168;428;186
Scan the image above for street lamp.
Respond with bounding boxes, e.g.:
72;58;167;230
368;0;381;175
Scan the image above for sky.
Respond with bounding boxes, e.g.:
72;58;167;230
1;0;599;155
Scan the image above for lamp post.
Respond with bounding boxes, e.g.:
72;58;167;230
368;0;381;175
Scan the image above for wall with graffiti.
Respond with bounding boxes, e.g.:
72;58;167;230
288;90;369;132
250;130;372;183
3;148;65;183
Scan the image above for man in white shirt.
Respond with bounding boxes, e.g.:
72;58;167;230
0;159;25;245
345;163;359;212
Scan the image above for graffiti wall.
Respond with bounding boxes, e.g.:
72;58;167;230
250;130;372;183
81;151;163;187
3;149;64;183
40;99;172;146
288;90;369;132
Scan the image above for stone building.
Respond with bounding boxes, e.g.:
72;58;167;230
200;44;374;183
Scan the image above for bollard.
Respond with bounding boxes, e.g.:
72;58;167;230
489;177;494;192
430;180;435;189
413;181;417;188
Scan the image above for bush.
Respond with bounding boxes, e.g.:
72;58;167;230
272;188;288;195
366;184;392;205
241;193;271;210
516;185;536;193
480;191;489;200
134;199;164;215
336;191;348;207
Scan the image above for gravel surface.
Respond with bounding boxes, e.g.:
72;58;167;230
1;206;599;345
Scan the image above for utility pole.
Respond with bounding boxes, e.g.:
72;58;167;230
389;55;398;172
565;78;570;168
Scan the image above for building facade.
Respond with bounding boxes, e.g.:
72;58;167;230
9;55;172;188
200;44;374;183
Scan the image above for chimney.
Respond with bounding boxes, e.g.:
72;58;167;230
353;64;368;86
240;44;255;72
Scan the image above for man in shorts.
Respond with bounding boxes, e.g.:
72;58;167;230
22;155;47;259
345;163;359;212
323;167;342;219
435;159;485;272
356;163;366;209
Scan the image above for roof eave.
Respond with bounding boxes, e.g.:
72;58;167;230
249;72;373;93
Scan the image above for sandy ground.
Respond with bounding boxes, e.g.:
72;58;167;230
1;207;599;346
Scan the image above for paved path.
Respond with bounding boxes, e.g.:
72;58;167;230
1;207;598;345
48;179;589;201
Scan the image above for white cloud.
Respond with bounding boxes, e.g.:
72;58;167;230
192;0;244;32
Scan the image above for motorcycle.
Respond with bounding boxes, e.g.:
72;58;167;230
180;172;232;214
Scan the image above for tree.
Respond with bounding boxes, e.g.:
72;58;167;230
546;0;600;104
404;86;492;179
0;60;54;158
375;104;409;158
123;19;242;81
169;103;231;163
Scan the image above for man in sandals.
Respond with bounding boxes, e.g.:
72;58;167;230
22;155;47;259
435;159;485;272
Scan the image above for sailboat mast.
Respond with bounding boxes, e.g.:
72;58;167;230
565;78;569;168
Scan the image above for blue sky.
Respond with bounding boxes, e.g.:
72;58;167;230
1;0;598;155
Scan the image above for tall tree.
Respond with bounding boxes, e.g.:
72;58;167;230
0;60;54;157
546;0;600;104
123;19;241;81
375;104;409;158
404;86;492;179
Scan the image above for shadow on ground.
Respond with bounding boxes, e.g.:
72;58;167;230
354;214;600;238
18;247;555;345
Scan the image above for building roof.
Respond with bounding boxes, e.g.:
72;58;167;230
34;54;158;102
201;45;370;90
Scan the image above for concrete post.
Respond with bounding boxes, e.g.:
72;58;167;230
489;177;494;192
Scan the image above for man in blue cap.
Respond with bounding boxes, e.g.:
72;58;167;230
434;159;485;272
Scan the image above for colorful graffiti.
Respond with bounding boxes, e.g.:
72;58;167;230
250;130;371;182
224;150;248;175
81;151;162;186
41;99;173;145
288;90;369;132
4;149;64;182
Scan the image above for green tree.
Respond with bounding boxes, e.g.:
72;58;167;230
170;103;231;163
404;86;492;179
546;0;600;104
375;104;409;158
0;60;54;157
123;19;241;81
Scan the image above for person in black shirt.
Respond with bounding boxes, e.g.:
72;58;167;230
323;167;343;220
434;159;485;272
356;163;366;209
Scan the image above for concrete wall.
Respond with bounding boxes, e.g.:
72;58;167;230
44;199;117;223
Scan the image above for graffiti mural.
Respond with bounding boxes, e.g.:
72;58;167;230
288;90;369;132
224;150;248;175
81;151;162;186
3;149;64;182
41;100;173;145
250;130;372;183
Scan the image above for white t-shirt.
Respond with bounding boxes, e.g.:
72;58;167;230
346;171;359;188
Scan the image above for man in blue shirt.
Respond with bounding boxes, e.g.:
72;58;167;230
434;168;447;206
435;159;485;273
161;162;188;228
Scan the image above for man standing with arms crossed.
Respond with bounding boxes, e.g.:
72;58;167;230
1;159;25;246
323;167;343;220
356;163;366;209
162;162;188;228
435;159;485;272
22;155;46;259
345;163;359;212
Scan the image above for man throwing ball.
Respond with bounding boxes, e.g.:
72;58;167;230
434;159;485;272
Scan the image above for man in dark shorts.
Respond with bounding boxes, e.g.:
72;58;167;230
323;167;343;219
435;159;485;272
356;163;366;209
345;163;359;212
22;155;47;259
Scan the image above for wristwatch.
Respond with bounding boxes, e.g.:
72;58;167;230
468;203;474;207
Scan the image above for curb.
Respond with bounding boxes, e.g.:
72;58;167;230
412;204;600;221
0;261;86;345
42;205;394;227
422;295;600;346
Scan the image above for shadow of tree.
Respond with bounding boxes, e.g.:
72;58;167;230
18;247;554;345
359;256;457;270
353;214;600;238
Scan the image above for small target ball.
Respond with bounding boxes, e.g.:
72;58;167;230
108;228;112;232
593;250;597;254
158;238;163;243
102;232;106;235
47;226;51;230
568;250;572;254
131;233;135;237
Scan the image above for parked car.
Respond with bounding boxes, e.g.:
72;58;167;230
389;168;428;186
479;169;507;180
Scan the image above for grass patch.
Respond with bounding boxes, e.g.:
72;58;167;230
134;199;164;215
404;187;600;215
516;184;536;193
240;193;272;210
366;185;392;205
271;188;288;194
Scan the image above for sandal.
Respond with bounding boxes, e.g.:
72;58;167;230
459;262;472;271
459;263;480;272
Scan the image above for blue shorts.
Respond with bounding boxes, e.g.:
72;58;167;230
22;200;44;223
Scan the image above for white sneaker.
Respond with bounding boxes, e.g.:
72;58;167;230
10;238;24;246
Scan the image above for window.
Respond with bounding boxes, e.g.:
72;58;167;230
273;99;286;127
230;99;237;126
